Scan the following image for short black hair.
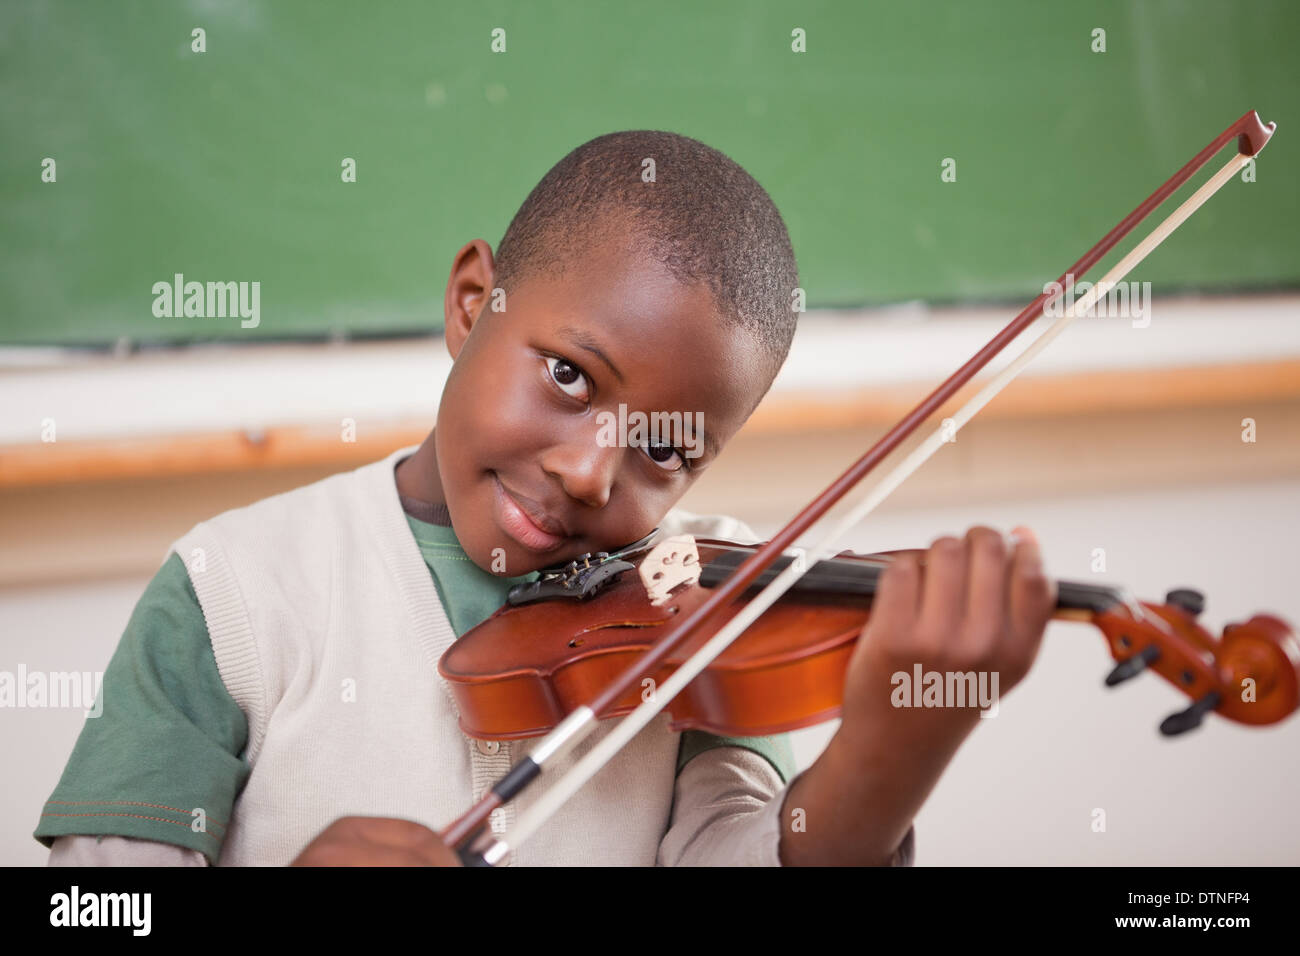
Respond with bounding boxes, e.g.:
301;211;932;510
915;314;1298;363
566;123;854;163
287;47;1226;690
493;130;800;401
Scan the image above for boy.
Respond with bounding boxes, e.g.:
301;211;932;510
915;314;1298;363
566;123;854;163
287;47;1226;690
36;130;1055;866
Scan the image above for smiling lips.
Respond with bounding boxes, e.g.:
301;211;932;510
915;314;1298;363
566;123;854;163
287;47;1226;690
493;475;570;552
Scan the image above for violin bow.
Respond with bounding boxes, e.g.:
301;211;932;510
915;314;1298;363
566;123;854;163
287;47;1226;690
443;110;1277;865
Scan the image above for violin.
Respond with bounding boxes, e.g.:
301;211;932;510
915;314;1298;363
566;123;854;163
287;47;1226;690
441;537;1300;740
436;110;1287;864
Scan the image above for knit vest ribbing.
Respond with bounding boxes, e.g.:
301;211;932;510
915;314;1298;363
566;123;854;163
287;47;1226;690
171;445;757;866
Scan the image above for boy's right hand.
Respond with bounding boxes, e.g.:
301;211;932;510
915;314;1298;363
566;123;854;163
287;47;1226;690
291;816;464;867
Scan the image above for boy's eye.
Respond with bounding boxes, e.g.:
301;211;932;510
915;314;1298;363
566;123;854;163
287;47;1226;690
546;356;589;401
644;440;685;472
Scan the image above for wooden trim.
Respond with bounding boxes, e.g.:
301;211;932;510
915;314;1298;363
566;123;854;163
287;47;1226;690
3;359;1299;489
0;424;428;488
754;358;1300;431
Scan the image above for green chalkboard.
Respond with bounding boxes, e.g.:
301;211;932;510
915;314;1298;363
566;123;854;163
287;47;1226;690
2;0;1297;347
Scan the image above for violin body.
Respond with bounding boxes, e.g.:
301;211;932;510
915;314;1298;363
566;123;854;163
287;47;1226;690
441;539;862;739
438;538;1300;740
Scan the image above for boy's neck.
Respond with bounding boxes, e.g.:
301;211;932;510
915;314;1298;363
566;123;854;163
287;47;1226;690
398;492;452;527
394;430;452;526
395;430;443;502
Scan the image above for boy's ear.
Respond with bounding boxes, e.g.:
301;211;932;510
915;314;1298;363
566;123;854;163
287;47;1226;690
443;239;496;359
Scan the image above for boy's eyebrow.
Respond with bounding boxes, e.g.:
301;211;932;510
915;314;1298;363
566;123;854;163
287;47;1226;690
557;325;624;384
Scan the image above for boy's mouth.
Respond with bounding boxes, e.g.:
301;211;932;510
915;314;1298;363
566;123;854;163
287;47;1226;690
491;473;570;553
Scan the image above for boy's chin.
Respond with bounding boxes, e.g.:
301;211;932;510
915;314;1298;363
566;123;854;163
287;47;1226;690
462;540;566;578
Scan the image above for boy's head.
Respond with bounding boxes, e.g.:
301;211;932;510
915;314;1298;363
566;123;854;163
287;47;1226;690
434;130;799;575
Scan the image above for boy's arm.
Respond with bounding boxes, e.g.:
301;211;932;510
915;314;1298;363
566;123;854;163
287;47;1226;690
48;835;208;866
658;744;914;867
35;551;250;864
652;508;906;867
777;526;1054;866
654;517;1046;867
657;744;784;866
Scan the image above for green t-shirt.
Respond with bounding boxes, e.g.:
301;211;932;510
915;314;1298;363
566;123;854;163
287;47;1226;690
34;512;795;862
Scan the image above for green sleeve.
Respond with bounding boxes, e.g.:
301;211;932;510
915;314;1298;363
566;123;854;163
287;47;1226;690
33;551;250;863
676;730;797;785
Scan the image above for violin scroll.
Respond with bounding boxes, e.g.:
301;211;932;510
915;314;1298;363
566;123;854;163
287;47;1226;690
1214;614;1300;725
1094;593;1300;732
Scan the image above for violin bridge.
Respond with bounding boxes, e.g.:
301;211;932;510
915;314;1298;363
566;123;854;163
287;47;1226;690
639;534;700;605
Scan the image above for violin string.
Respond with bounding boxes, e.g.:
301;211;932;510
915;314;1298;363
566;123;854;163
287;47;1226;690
470;151;1253;865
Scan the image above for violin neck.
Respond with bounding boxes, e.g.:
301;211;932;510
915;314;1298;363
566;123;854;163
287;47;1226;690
698;550;1124;616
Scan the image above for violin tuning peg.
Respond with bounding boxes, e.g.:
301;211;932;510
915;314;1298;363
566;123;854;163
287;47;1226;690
1165;588;1205;618
1105;646;1160;686
1159;691;1221;737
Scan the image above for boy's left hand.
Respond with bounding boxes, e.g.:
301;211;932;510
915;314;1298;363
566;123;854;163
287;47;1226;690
778;525;1056;866
839;524;1055;748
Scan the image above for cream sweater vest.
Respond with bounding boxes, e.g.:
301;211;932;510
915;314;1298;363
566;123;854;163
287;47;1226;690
172;445;761;866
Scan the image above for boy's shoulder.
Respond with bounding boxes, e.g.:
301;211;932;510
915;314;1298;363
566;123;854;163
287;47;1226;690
657;506;760;545
178;446;412;548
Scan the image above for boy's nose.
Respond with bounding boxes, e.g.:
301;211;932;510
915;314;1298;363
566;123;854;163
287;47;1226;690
539;434;621;509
